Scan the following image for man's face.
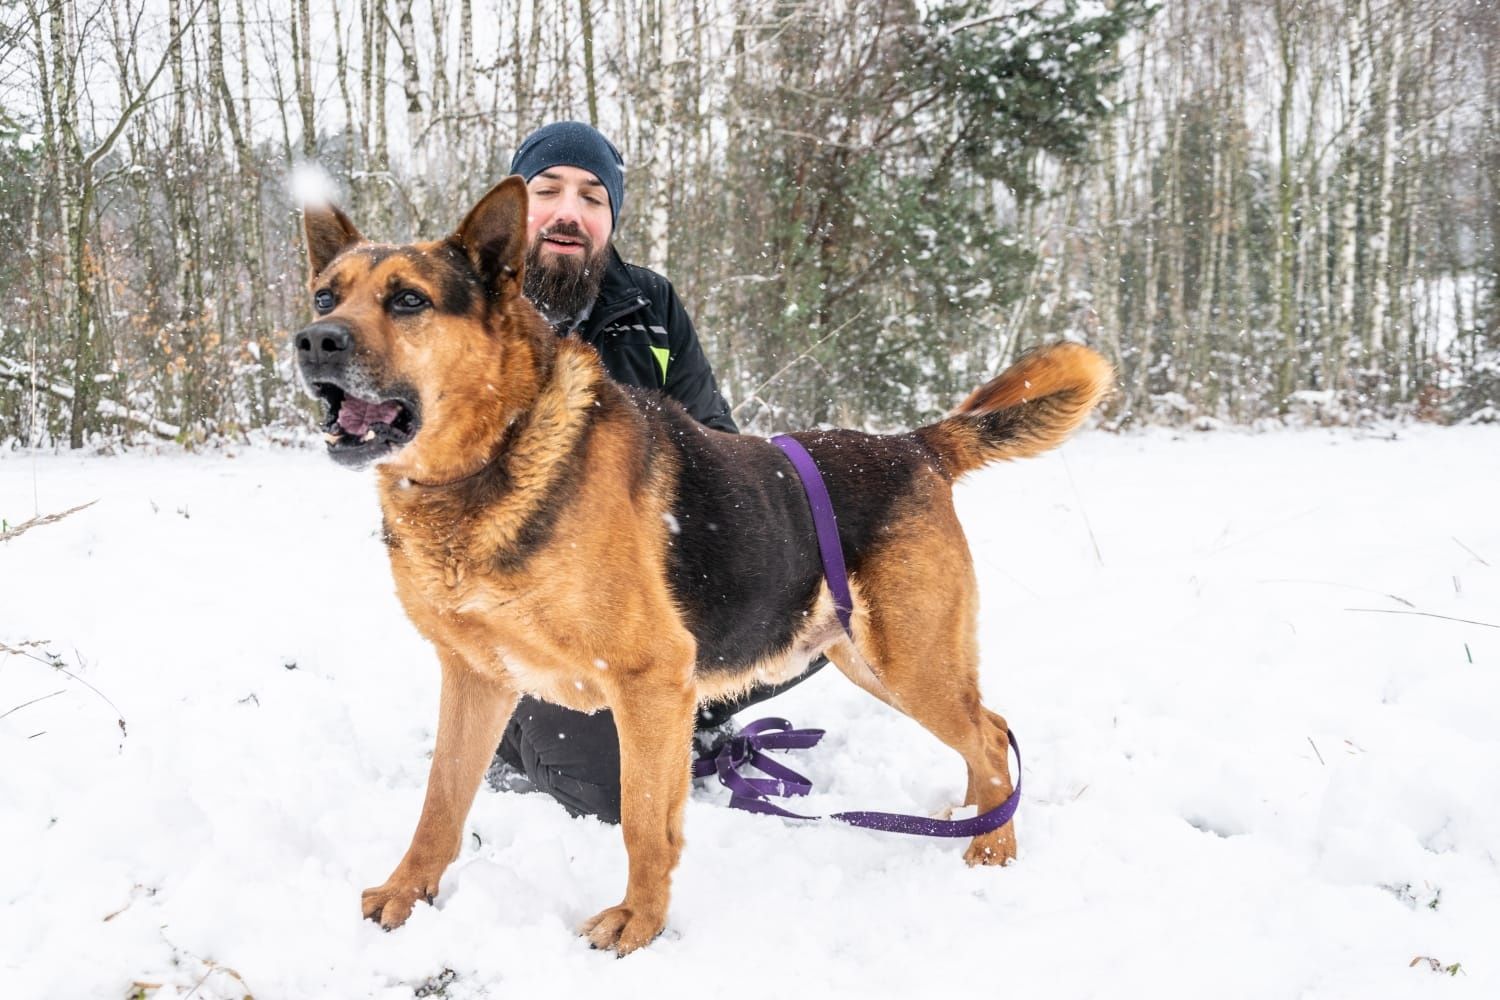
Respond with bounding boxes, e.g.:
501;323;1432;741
525;165;613;263
522;165;614;324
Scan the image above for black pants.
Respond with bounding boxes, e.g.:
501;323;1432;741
492;657;828;823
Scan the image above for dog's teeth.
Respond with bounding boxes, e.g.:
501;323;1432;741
362;430;376;442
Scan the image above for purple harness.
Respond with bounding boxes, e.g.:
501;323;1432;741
687;434;1022;839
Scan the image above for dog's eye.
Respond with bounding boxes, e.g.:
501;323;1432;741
390;290;429;315
313;289;336;313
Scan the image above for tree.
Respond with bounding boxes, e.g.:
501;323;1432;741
711;0;1155;429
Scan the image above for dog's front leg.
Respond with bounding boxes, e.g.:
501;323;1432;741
363;647;517;929
580;667;696;955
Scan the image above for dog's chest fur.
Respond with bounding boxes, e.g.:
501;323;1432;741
376;474;620;712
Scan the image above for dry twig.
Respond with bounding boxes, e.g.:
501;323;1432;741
1452;537;1491;567
0;642;127;739
1345;608;1498;629
0;500;97;543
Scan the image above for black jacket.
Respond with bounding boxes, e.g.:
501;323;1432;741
572;248;738;433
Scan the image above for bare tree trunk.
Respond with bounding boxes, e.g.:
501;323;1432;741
1128;27;1156;413
210;0;273;422
459;0;476;115
361;0;376;164
613;0;631;159
398;0;422;139
429;0;450;138
332;0;358;176
1092;104;1122;388
512;1;534;149
235;0;252;149
646;0;676;271
1484;3;1500;345
1332;1;1367;396
1227;4;1254;413
374;0;390;173
552;0;573;117
292;0;316;158
1164;17;1188;400
1273;0;1299;410
1367;2;1405;379
45;0;96;447
580;0;599;124
262;4;297;167
169;0;201;433
1198;63;1224;412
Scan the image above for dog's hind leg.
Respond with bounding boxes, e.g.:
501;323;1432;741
362;646;518;929
829;536;1018;867
580;647;697;955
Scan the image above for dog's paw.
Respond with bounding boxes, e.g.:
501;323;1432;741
361;874;438;930
579;902;666;956
964;826;1017;867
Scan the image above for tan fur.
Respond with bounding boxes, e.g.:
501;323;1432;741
919;341;1114;477
299;180;1111;956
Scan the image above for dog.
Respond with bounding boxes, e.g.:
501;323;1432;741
294;177;1112;955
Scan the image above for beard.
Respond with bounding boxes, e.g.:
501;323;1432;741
522;224;609;328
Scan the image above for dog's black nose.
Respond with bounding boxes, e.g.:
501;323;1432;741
295;322;353;367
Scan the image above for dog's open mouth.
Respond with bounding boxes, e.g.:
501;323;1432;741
312;382;420;465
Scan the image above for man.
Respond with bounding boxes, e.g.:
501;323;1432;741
489;121;824;821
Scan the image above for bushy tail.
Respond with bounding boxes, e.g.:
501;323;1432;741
916;342;1113;480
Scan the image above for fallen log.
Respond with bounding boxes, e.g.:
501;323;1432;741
0;356;181;440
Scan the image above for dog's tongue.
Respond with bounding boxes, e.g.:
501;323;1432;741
337;397;401;436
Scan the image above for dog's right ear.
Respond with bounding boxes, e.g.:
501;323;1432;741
304;204;364;280
454;176;528;297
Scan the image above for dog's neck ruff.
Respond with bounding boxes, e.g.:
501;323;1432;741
389;342;593;500
769;435;854;637
397;432;509;491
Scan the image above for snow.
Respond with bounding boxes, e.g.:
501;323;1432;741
290;161;343;211
2;425;1497;998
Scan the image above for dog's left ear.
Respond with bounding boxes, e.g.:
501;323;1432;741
304;203;364;280
454;176;528;297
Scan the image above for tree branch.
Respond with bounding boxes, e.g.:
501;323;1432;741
81;0;208;177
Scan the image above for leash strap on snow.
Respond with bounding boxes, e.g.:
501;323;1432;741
692;718;1022;838
770;434;855;637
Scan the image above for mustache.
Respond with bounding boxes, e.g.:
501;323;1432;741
538;221;593;253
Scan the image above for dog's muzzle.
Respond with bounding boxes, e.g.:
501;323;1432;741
294;321;420;467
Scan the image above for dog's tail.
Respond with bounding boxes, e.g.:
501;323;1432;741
916;342;1113;480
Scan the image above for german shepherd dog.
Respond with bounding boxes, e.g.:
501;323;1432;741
294;178;1111;954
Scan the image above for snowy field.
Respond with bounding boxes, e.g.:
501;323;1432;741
2;424;1497;999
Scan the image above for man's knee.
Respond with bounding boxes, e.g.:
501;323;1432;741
493;697;623;823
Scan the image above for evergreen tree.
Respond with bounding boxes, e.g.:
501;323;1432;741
710;0;1156;430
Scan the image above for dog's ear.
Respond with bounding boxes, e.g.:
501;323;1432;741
454;176;528;297
304;204;364;280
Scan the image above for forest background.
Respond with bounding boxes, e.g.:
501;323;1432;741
1;0;1497;447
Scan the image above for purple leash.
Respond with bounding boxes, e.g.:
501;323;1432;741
692;718;1023;837
769;435;855;635
688;436;1022;838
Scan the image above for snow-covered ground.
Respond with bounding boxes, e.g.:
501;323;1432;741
2;425;1496;999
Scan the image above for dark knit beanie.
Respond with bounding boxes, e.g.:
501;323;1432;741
509;121;626;231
